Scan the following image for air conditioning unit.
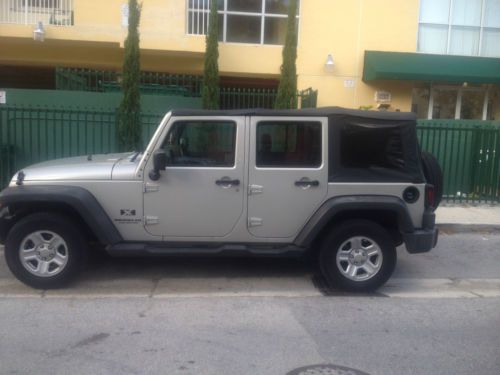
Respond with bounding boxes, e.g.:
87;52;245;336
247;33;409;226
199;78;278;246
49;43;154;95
374;91;391;103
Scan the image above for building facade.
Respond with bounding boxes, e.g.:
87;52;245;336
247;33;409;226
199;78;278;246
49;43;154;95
0;0;499;118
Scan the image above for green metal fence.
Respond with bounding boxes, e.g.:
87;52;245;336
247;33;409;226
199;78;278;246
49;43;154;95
299;88;319;109
0;106;163;187
55;68;318;109
220;87;277;109
219;87;318;109
417;120;500;204
3;107;497;204
55;67;203;97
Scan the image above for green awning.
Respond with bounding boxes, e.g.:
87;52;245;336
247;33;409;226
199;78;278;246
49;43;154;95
363;51;500;84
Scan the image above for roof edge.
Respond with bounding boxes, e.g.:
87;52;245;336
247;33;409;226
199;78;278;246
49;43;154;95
170;107;417;121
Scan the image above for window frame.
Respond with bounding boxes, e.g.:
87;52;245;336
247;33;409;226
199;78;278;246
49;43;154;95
163;119;238;168
413;83;491;120
186;0;301;46
417;0;500;57
255;120;323;169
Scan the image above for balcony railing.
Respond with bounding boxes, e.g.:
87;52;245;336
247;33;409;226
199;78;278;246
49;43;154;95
0;0;74;26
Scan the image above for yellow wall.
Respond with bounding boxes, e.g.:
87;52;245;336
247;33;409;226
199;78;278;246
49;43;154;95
0;0;420;110
297;0;419;110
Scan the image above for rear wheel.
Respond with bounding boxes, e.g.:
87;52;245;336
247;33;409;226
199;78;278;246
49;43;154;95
5;213;87;289
319;220;396;292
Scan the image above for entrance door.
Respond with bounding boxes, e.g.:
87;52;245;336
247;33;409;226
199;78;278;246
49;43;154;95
143;117;245;238
247;117;328;238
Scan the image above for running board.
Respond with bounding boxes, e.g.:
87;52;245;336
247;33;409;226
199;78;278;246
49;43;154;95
106;242;306;258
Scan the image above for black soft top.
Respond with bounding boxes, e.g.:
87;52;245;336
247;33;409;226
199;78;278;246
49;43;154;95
171;106;423;183
171;106;417;122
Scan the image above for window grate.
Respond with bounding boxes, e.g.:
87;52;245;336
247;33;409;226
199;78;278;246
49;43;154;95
0;0;74;26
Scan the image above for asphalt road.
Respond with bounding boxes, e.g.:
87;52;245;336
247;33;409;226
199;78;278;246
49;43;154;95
0;232;499;375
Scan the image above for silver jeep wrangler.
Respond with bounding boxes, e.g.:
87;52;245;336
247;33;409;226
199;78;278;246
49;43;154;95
0;107;440;292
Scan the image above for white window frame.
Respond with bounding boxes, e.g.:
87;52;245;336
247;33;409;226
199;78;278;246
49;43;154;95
417;0;499;57
186;0;300;46
426;84;490;120
1;0;73;26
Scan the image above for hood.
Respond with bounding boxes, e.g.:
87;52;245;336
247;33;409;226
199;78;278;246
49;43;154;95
16;153;134;181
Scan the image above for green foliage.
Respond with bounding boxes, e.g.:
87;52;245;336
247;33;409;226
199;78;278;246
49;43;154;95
275;0;298;109
202;0;220;110
118;0;142;151
359;105;374;111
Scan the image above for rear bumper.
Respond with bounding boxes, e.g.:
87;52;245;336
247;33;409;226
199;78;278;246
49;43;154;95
402;209;438;254
403;228;438;254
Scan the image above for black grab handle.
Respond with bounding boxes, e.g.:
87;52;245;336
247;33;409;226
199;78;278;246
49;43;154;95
295;180;319;187
215;179;240;186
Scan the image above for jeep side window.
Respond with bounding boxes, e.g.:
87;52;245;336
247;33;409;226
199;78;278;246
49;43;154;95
163;121;236;167
256;121;322;168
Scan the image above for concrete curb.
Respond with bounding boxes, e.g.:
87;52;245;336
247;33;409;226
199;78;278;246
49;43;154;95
437;223;500;234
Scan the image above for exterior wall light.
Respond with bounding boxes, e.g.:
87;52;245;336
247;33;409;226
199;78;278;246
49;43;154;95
324;54;334;72
33;22;45;42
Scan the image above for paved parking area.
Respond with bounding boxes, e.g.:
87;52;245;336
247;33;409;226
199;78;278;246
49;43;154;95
1;232;499;299
0;232;499;375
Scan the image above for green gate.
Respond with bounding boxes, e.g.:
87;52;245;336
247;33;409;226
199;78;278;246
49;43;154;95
417;120;500;204
0;105;163;187
2;108;498;204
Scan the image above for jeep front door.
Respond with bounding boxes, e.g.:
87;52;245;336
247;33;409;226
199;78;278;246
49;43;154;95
248;117;328;238
143;118;245;238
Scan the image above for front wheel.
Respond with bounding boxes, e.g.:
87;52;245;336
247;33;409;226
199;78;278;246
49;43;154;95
5;213;87;289
319;220;397;292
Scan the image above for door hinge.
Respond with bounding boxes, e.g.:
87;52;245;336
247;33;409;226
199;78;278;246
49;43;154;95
248;184;263;195
248;217;263;227
144;216;159;225
143;182;159;193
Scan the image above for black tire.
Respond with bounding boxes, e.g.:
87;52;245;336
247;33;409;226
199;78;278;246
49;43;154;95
319;220;397;292
421;151;443;208
4;213;87;289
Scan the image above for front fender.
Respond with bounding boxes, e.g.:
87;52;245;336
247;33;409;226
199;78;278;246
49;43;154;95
0;185;122;245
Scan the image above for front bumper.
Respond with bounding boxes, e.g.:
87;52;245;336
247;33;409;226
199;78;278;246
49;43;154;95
0;218;8;245
0;207;11;244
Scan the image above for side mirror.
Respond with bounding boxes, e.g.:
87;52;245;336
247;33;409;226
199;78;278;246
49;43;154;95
149;149;167;181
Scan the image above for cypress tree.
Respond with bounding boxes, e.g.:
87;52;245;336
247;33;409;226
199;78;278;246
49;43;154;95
275;0;298;109
202;0;220;110
118;0;142;151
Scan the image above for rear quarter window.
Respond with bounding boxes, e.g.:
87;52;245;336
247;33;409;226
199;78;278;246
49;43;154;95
340;123;405;171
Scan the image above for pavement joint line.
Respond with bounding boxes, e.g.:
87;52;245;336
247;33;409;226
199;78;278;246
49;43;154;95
148;278;160;298
1;278;500;299
468;291;484;298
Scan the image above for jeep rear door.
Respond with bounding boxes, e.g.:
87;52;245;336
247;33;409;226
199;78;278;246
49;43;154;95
247;117;328;238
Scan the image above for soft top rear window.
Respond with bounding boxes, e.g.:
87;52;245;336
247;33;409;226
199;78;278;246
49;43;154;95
340;123;405;171
328;114;425;183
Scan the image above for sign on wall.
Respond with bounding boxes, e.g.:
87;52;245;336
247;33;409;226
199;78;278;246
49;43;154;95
0;90;6;104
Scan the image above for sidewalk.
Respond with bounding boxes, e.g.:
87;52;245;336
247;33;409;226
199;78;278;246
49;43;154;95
436;204;500;231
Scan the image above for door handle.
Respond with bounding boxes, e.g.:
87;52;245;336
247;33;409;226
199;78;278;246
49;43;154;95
215;178;240;187
295;179;319;187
